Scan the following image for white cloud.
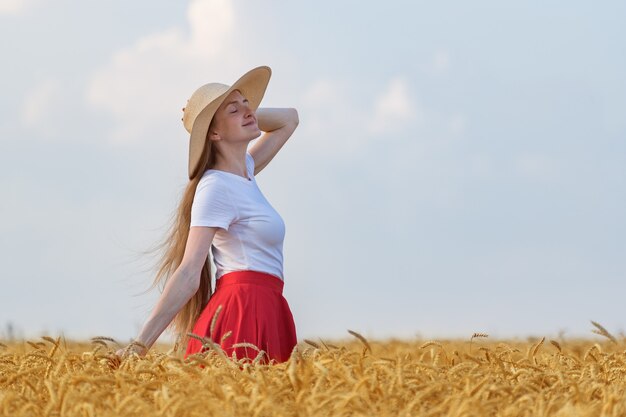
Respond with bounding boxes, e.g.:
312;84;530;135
0;0;35;15
185;0;234;57
367;77;421;135
85;0;241;145
300;79;344;136
297;78;369;154
301;79;336;108
19;78;64;137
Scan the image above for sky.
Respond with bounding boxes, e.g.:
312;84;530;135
1;0;625;344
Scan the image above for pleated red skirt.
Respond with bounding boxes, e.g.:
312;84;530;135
184;270;297;364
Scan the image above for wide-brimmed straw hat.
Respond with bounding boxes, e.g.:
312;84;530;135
182;65;272;179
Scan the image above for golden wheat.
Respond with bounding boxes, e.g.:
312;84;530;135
591;320;618;344
1;328;626;416
347;329;372;353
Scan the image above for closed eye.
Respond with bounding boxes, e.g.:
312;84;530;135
225;98;249;112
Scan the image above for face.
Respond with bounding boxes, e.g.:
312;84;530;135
208;89;261;146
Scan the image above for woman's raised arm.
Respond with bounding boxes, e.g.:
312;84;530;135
249;107;299;175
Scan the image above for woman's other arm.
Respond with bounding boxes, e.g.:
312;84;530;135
249;108;299;175
116;226;218;357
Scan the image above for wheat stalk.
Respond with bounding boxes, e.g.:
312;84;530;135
41;336;60;346
220;330;232;344
590;320;617;344
420;341;443;350
186;333;234;367
469;333;488;353
529;337;545;364
90;336;119;344
347;329;372;353
209;305;223;340
304;339;320;349
231;342;261;351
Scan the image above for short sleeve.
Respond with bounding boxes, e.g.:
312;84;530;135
246;152;255;177
190;176;237;230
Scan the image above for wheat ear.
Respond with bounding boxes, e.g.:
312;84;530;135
347;329;372;353
590;320;617;344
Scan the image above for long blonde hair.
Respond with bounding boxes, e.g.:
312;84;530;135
145;126;218;351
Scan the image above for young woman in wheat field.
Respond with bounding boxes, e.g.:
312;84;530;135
115;66;299;364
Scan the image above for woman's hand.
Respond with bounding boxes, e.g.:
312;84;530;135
115;341;148;359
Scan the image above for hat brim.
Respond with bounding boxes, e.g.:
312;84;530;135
188;66;272;179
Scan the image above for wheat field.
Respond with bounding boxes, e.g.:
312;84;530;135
1;324;625;416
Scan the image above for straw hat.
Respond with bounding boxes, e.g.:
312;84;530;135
182;66;272;179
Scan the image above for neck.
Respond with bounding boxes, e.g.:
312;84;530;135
212;143;249;178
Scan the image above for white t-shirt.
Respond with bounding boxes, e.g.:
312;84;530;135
190;152;286;281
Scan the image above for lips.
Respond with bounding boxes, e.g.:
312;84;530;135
243;118;257;127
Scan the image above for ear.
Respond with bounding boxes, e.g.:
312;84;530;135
208;129;221;142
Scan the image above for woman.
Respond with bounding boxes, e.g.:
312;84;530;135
115;66;299;364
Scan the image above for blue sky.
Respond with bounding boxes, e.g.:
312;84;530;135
1;0;624;344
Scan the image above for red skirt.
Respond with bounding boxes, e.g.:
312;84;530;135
184;270;297;364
